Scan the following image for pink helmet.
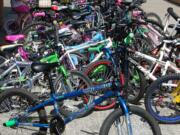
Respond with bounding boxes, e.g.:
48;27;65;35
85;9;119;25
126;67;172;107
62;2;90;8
11;0;30;13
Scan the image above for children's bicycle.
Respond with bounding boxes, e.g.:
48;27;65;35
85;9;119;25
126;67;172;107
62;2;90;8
0;61;161;135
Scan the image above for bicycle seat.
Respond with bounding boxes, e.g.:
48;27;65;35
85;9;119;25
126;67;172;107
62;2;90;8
0;44;22;52
5;34;25;42
31;62;59;73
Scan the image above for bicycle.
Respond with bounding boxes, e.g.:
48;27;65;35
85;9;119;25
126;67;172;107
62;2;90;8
0;61;161;135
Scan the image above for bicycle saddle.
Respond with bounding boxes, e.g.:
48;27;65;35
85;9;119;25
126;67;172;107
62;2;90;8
31;62;59;73
5;34;25;42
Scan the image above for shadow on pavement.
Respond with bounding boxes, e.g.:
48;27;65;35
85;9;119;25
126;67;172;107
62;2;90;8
81;130;99;135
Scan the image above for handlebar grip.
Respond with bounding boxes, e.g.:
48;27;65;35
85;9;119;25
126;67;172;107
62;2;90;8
167;7;179;21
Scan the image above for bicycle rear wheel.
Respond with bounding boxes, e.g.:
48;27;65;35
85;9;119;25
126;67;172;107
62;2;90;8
55;70;93;118
83;60;116;110
0;88;47;135
100;106;161;135
84;60;146;108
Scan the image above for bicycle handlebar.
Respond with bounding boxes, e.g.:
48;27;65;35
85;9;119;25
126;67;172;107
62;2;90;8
167;7;179;21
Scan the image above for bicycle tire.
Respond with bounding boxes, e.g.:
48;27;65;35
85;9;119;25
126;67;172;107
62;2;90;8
84;60;146;109
54;70;93;118
0;88;48;134
83;60;116;110
128;62;146;104
100;106;162;135
145;74;180;124
21;21;52;34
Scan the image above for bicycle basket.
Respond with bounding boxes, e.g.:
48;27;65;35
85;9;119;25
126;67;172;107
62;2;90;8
39;0;52;8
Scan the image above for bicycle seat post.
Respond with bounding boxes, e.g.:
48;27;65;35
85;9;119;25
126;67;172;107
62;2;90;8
46;72;56;95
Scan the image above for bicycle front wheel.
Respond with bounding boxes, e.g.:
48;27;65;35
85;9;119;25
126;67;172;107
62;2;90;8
100;106;161;135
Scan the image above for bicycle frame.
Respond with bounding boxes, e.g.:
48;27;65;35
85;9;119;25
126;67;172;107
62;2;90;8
4;82;132;135
128;41;180;81
0;57;43;90
59;38;113;69
163;12;180;36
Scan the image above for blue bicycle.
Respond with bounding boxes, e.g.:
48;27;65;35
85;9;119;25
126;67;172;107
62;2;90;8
0;60;161;135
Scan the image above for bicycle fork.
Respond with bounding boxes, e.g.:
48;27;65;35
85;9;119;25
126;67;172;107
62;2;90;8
114;118;123;135
117;95;133;135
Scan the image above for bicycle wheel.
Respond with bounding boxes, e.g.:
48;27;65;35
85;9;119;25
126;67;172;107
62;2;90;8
54;70;93;118
0;88;48;135
84;60;146;107
21;22;54;60
100;106;161;135
127;63;146;104
83;60;115;110
145;74;180;123
3;19;21;34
